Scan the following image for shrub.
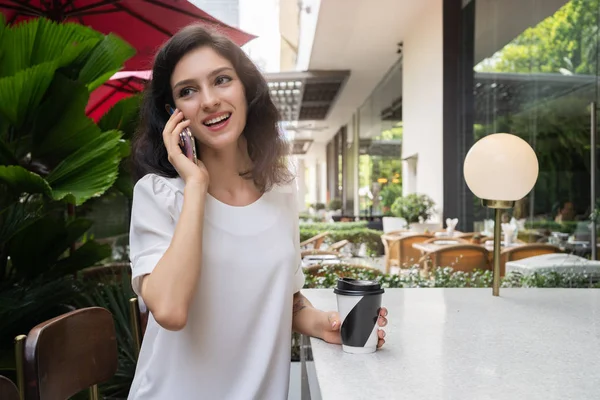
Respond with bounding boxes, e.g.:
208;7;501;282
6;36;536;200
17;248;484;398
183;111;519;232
391;194;436;223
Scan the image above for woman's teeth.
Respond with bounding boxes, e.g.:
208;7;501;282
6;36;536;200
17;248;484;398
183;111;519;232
204;113;231;126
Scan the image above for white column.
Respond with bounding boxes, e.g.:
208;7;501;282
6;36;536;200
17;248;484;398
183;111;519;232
401;0;444;220
295;158;307;211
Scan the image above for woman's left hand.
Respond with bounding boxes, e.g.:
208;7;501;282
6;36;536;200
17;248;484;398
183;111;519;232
320;307;388;349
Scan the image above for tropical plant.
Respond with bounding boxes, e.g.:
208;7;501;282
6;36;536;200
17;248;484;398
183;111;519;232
0;15;135;371
391;194;436;223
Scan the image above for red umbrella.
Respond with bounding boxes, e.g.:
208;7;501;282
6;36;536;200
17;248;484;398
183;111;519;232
1;0;256;70
86;70;152;121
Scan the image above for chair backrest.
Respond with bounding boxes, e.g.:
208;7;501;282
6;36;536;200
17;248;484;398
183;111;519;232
0;375;19;400
17;307;118;400
425;244;490;273
500;244;562;275
300;232;329;249
399;234;433;266
329;239;350;252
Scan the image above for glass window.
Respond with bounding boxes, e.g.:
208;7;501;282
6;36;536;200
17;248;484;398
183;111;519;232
358;60;403;215
465;0;600;251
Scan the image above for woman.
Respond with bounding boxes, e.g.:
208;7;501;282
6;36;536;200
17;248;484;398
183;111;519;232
128;24;388;399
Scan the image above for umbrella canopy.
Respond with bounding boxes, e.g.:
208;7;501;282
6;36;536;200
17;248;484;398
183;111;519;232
86;70;152;121
1;0;256;70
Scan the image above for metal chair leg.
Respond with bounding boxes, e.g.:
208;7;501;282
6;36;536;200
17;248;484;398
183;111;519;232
129;298;142;358
89;384;99;400
14;334;26;400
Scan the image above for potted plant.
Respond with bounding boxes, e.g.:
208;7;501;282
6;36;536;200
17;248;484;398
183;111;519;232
379;184;404;232
390;194;436;229
328;198;342;212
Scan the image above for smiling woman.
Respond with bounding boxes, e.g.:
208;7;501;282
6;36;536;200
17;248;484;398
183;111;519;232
126;24;388;400
132;25;290;191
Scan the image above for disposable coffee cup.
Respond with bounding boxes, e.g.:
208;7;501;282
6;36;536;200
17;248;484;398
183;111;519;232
333;278;384;354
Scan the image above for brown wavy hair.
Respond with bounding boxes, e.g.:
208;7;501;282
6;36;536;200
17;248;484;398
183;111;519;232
131;24;292;191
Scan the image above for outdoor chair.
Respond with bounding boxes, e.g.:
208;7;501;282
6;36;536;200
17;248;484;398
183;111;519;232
14;307;118;400
419;244;491;275
300;239;350;258
300;232;329;250
0;375;19;400
381;233;433;274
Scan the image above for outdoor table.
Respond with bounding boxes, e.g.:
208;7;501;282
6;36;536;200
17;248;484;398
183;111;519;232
505;253;600;278
300;288;600;399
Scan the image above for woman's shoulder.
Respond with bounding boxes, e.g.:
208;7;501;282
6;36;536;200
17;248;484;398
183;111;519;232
134;173;185;196
132;174;185;213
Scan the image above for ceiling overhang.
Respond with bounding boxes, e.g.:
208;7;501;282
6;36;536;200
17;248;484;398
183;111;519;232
264;70;350;122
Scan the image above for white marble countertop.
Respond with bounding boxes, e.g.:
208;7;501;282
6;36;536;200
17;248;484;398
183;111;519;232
302;288;600;400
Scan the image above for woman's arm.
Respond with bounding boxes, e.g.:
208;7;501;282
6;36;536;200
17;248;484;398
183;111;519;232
139;181;207;331
292;291;330;339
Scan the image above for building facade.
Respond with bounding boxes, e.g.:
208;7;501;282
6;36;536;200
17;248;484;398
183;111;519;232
288;0;599;234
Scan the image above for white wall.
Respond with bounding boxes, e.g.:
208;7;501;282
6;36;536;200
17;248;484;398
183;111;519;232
239;0;281;72
299;142;327;208
401;0;444;221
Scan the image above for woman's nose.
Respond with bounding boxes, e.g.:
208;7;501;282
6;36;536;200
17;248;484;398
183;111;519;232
200;89;220;110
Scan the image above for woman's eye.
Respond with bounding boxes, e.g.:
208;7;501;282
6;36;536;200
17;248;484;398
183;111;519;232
215;75;232;85
179;87;194;98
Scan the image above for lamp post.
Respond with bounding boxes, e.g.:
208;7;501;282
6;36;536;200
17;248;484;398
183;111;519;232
463;133;539;296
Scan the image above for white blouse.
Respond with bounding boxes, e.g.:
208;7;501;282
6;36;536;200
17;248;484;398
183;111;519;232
127;173;305;399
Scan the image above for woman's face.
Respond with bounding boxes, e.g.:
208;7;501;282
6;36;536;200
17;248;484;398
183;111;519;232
170;46;247;150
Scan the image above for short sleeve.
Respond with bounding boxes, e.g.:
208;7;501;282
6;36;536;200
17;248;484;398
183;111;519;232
129;174;179;296
290;179;306;292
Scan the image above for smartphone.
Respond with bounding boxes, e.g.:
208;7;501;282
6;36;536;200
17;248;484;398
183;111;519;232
165;105;198;165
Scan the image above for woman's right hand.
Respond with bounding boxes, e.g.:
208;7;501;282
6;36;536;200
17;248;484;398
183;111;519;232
163;109;209;188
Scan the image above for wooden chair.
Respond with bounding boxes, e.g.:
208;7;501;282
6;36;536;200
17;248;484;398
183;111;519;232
419;244;491;274
328;239;350;252
14;307;118;400
129;297;149;358
0;375;19;400
499;244;562;276
398;234;433;268
381;233;432;273
300;232;329;250
381;234;402;273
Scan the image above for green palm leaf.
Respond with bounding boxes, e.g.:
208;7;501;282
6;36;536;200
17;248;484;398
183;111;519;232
0;17;100;77
8;216;93;280
52;240;111;278
31;75;100;162
0;200;45;246
80;33;136;91
47;130;123;205
0;62;58;127
98;95;142;141
0;165;52;197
